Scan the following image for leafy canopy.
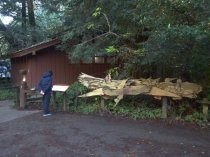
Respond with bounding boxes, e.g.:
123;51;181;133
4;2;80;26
0;0;209;84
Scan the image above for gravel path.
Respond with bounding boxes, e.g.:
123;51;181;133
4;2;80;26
0;100;209;157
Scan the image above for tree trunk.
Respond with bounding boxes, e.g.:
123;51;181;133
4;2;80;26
22;0;27;29
27;0;36;27
27;0;37;43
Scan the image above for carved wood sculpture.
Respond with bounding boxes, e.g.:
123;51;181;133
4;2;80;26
78;73;202;105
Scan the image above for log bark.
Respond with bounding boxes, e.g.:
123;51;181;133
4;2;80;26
78;73;202;104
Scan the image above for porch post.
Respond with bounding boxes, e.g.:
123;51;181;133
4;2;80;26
19;69;27;109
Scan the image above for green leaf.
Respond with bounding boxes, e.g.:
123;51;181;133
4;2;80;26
105;46;119;54
92;7;102;17
87;23;95;30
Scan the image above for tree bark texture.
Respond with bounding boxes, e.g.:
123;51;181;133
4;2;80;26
22;0;27;29
27;0;36;27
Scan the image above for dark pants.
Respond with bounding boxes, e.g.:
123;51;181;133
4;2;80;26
42;91;51;114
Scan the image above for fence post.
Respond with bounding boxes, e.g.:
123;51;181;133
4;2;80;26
100;96;105;111
19;69;27;109
15;86;20;107
161;97;168;118
19;82;27;109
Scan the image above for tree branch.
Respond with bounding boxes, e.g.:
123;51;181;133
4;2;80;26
80;12;121;45
102;13;111;32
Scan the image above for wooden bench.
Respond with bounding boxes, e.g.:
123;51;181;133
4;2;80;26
26;89;42;105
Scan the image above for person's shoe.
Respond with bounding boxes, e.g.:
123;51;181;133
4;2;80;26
43;113;52;117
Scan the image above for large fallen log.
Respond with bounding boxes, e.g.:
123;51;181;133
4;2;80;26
78;73;202;104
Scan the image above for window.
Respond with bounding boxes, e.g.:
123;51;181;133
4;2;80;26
94;56;105;63
82;57;93;64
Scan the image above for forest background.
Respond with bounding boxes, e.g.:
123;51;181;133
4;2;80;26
0;0;210;124
0;0;210;84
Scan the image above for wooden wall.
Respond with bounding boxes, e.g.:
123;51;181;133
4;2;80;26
11;47;110;88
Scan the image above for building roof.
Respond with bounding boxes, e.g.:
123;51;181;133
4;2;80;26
11;38;60;58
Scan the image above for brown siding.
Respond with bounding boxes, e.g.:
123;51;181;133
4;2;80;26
11;57;28;86
11;46;111;88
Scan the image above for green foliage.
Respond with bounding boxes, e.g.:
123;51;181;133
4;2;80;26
174;101;208;126
0;37;9;57
66;81;89;105
105;46;119;55
51;0;210;83
92;7;102;17
0;0;209;127
65;92;208;125
106;101;162;120
69;101;100;114
0;90;15;100
108;67;120;78
0;88;16;101
184;112;208;125
67;94;162;120
143;25;210;80
35;8;63;38
55;81;89;108
87;23;95;30
0;0;64;52
1;0;209;84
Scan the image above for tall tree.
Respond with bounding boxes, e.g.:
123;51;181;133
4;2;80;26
27;0;36;27
0;0;209;85
27;0;37;42
54;0;210;83
0;0;46;51
22;0;27;29
0;0;21;49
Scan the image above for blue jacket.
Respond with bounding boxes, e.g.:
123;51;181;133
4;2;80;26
38;71;53;93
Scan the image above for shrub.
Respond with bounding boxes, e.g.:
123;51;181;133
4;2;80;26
184;112;208;125
62;82;208;126
56;81;91;109
105;98;162;119
0;89;16;101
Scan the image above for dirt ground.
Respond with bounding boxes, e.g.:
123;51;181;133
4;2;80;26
0;100;210;157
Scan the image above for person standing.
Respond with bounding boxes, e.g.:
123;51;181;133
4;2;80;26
38;70;53;116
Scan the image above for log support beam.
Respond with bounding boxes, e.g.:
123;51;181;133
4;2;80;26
161;97;168;118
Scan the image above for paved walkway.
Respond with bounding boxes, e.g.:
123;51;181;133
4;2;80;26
0;100;209;157
0;100;40;123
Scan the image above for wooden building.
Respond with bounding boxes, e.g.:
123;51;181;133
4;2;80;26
10;39;111;88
